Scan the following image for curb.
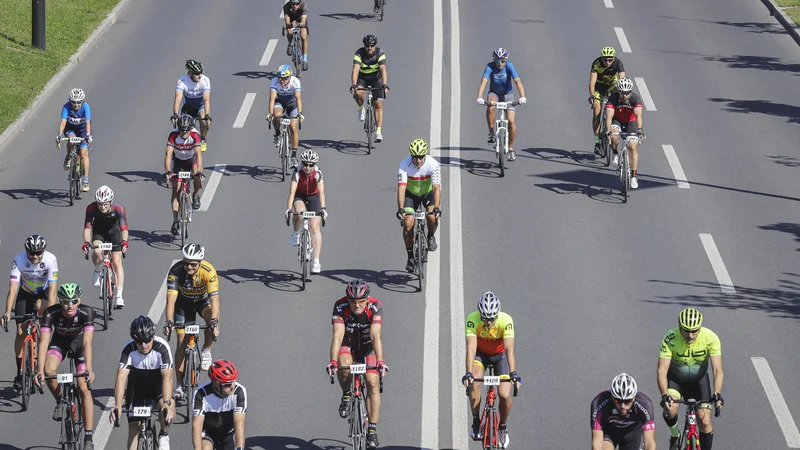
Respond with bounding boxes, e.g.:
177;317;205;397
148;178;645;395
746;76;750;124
0;0;135;153
761;0;800;47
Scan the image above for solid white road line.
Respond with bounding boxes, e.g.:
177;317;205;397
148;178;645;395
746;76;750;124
449;0;468;448
752;357;800;448
634;77;657;111
661;145;691;189
698;233;736;294
614;27;632;53
604;0;614;8
259;39;278;67
95;260;179;450
233;93;257;128
198;164;227;212
420;0;443;447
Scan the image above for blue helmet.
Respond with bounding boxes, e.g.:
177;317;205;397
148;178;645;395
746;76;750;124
277;64;292;79
493;48;509;60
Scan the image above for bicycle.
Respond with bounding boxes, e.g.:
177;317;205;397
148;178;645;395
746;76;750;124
3;312;44;411
354;86;387;154
114;406;164;450
84;242;124;330
282;25;309;75
404;205;434;292
672;397;720;450
482;100;521;178
167;322;215;420
612;131;641;203
268;116;302;182
167;171;200;247
42;351;90;450
58;136;85;205
286;210;326;290
330;364;384;450
468;365;519;450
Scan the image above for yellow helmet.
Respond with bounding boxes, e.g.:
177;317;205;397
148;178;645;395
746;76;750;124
678;308;703;331
409;138;429;156
601;46;616;58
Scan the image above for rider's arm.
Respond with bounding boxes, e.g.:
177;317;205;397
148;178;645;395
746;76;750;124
589;72;598;97
657;357;671;396
465;335;477;373
591;429;605;450
191;414;204;450
710;354;724;396
330;322;345;362
287;179;299;211
234;412;246;448
642;429;656;450
634;106;643;129
503;337;516;373
370;322;384;362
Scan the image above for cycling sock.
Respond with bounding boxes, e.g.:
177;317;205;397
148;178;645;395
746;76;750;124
368;423;377;433
699;431;713;449
16;358;22;375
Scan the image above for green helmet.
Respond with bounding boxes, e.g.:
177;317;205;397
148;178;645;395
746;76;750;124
57;283;82;302
409;138;429;156
678;307;703;331
185;59;204;75
601;47;616;58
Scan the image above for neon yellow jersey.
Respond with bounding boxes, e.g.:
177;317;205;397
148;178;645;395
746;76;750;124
659;327;721;384
465;311;514;355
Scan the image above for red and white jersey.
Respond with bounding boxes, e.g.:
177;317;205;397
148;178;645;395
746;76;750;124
167;128;201;160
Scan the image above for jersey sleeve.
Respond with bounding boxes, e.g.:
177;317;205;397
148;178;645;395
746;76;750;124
9;258;21;285
507;62;520;79
83;103;92;121
61;105;69;120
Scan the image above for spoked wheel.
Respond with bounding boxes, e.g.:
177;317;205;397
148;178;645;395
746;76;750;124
496;129;506;177
21;342;32;411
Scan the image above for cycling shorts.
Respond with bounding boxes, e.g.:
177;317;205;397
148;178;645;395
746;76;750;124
603;427;644;450
667;372;713;409
64;127;90;149
14;288;47;323
487;92;516;111
47;333;87;373
403;191;434;213
338;346;378;375
472;350;510;377
92;228;123;252
174;295;212;328
292;192;322;213
356;77;385;100
172;155;198;174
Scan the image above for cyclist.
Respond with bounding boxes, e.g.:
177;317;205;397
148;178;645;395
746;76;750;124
590;373;656;450
83;185;128;308
604;78;645;189
35;283;96;450
192;360;246;450
110;315;176;450
285;150;328;274
283;0;309;70
173;60;212;152
56;88;93;192
165;113;206;234
396;138;441;272
267;64;304;167
589;46;626;152
461;292;522;449
326;279;388;449
164;243;221;399
658;307;724;450
350;34;389;143
476;48;527;161
1;235;58;391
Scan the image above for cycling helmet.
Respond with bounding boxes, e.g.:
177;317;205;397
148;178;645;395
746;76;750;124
130;315;156;342
208;360;238;383
68;88;85;103
610;372;638;400
493;48;509;60
477;292;501;319
277;64;292;79
363;34;378;47
408;138;429;156
182;243;205;261
177;114;195;130
24;235;47;253
617;78;634;93
57;283;82;301
95;185;114;203
601;46;616;57
185;59;204;75
678;307;703;331
346;279;371;299
300;150;319;164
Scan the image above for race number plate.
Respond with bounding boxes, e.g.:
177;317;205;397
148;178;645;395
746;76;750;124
483;376;501;386
184;324;200;335
178;171;191;179
350;364;367;374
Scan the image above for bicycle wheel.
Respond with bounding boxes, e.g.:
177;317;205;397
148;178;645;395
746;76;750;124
21;340;32;411
496;128;506;177
621;148;630;203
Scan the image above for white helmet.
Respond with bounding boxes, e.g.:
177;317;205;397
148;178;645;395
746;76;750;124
617;78;633;93
182;243;205;260
610;373;638;400
477;292;501;319
69;88;86;103
300;150;319;164
95;185;114;203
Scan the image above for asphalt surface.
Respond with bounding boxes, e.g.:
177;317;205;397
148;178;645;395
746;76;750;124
0;0;799;448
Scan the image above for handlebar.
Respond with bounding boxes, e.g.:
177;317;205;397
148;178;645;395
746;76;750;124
671;397;721;417
329;365;384;393
285;210;326;227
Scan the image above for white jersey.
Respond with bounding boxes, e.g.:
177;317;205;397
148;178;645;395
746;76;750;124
270;76;302;102
176;74;211;104
10;251;58;294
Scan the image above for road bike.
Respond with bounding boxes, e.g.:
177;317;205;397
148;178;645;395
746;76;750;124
282;25;309;75
330;363;384;450
672;397;720;450
42;351;90;450
286;210;325;290
268;116;301;182
3;312;43;411
354;86;386;154
404;205;433;292
85;242;124;329
482;100;521;177
58;136;85;205
168;322;215;420
468;365;518;450
613;131;641;203
115;406;165;450
167;171;199;247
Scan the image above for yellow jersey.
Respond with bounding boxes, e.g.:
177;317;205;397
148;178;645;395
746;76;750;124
465;311;515;355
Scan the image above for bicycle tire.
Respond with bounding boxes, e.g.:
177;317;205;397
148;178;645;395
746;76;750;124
622;148;630;203
21;340;32;411
496;128;506;177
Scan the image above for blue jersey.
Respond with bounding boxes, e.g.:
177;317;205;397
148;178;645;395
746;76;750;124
482;61;519;96
61;102;92;131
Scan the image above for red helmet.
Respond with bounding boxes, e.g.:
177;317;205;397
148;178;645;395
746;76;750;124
208;360;238;383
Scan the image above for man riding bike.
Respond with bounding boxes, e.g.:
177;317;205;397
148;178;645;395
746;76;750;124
396;138;441;272
283;0;309;71
591;373;656;450
476;48;527;161
285;150;328;274
327;279;388;449
268;64;304;167
350;34;389;142
83;185;128;308
605;78;645;189
57;88;93;192
165;113;206;233
192;360;246;450
173;60;212;152
589;46;626;152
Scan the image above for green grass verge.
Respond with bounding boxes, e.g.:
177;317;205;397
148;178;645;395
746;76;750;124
0;0;119;135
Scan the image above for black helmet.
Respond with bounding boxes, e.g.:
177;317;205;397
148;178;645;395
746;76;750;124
185;59;204;75
363;34;377;47
24;235;46;253
130;315;156;343
345;279;371;299
178;114;195;130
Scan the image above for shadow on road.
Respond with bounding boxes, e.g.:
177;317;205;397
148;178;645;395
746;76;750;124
759;223;800;250
223;164;285;183
300;139;368;156
127;229;181;251
708;97;800;124
217;268;302;292
106;170;165;187
0;188;73;207
317;268;420;294
232;71;276;80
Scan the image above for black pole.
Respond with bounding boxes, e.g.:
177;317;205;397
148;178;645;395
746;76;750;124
32;0;45;51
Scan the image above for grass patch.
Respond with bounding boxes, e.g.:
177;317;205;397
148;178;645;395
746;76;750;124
0;0;119;134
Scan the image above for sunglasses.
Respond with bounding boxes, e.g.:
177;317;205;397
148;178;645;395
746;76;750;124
27;251;44;256
59;299;79;306
184;261;200;268
604;58;615;62
302;162;315;167
134;338;153;345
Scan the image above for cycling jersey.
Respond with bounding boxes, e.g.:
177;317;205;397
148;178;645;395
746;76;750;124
482;61;520;96
292;167;322;195
465;311;514;355
660;327;721;385
270;76;301;104
167;260;220;301
591;390;656;432
61;102;92;131
193;382;247;435
398;155;441;197
332;297;383;355
41;304;95;337
283;1;307;22
354;47;386;79
85;201;129;234
591;57;626;91
10;251;58;295
176;74;211;106
606;92;643;124
167;128;202;161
